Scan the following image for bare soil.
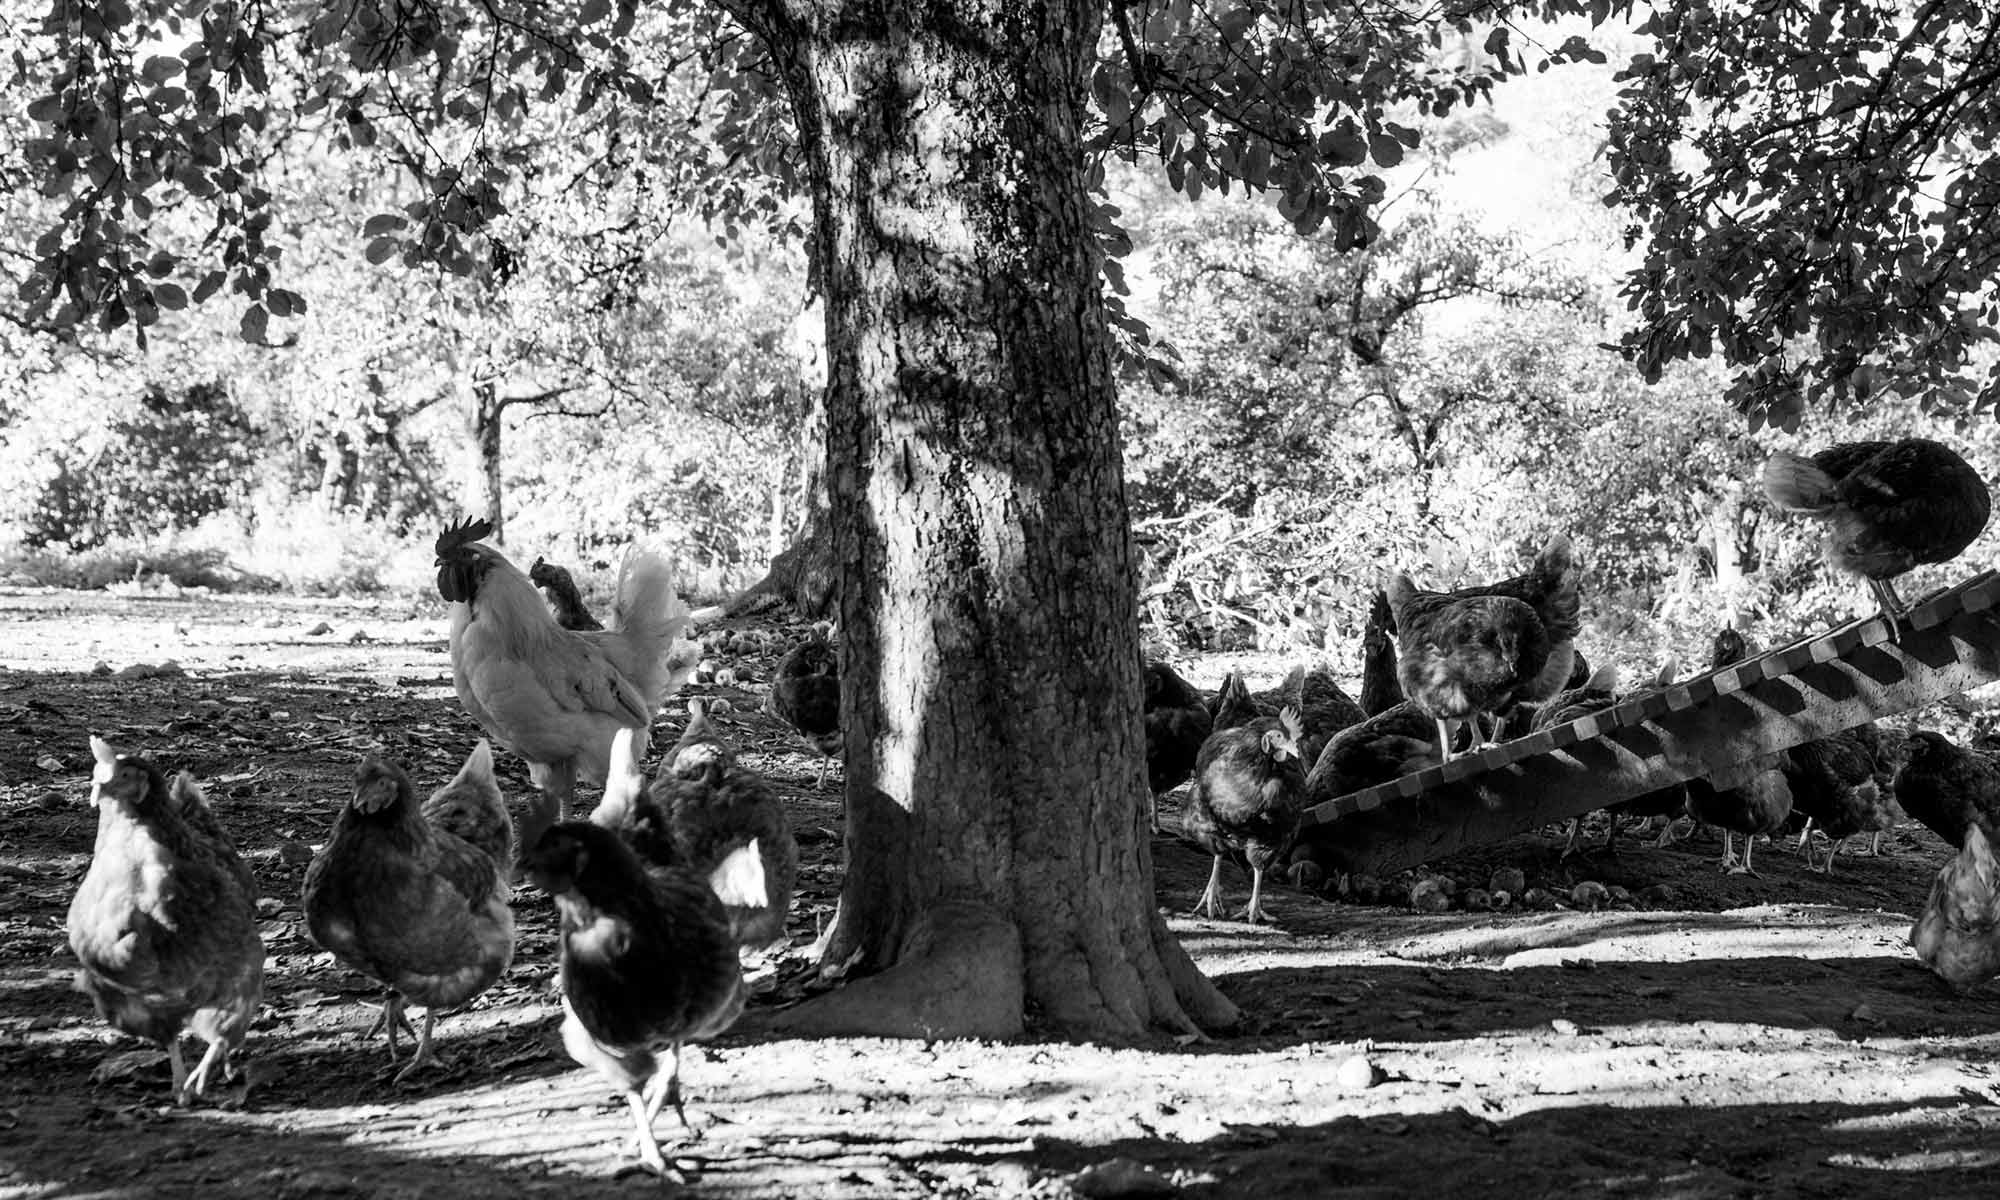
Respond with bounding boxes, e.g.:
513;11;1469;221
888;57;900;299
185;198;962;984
2;587;1998;1199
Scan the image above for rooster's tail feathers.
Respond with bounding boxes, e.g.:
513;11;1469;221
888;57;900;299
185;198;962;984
1762;452;1839;513
611;546;695;703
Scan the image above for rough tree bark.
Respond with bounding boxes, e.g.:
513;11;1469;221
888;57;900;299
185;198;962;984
721;0;1236;1039
472;381;507;543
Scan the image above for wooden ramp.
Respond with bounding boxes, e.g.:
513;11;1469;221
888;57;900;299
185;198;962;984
1296;570;2000;878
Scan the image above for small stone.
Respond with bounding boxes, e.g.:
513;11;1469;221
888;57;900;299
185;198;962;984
714;667;738;687
708;698;735;715
1287;860;1326;892
1570;881;1611;911
1636;883;1676;907
305;621;333;636
276;839;315;867
1459;887;1494;912
1522;886;1560;911
255;897;284;918
1335;1054;1379;1092
1408;878;1451;913
91;661;113;675
36;791;64;811
1606;884;1631;902
1550;1017;1580;1036
1489;867;1526;895
1349;874;1383;905
1431;873;1460;895
1070;1156;1176;1198
1490;889;1513;908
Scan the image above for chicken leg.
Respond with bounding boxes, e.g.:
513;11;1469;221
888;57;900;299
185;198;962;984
1724;833;1760;877
1192;856;1226;918
1869;577;1908;643
814;754;832;791
167;1038;190;1105
625;1091;683;1181
1235;867;1273;924
392;1009;440;1085
181;1035;232;1103
365;992;419;1057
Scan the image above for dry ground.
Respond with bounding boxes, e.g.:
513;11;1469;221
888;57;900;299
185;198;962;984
2;587;1997;1199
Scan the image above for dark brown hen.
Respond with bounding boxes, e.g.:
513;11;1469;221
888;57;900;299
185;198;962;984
524;822;745;1179
1183;708;1307;924
1762;438;1990;632
302;746;516;1084
68;738;264;1105
1783;724;1900;872
1143;660;1212;833
1893;730;2000;849
1385;575;1550;762
528;556;605;632
1358;588;1404;717
767;633;842;790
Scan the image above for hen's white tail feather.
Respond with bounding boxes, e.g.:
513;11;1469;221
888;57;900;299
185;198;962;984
610;547;694;706
708;839;768;909
1762;452;1838;513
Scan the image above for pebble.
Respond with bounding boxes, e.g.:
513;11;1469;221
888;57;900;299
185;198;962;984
1070;1157;1176;1197
1489;867;1526;895
255;897;284;918
1336;1054;1380;1091
1408;878;1451;913
1522;886;1561;910
1570;881;1611;910
1460;887;1494;911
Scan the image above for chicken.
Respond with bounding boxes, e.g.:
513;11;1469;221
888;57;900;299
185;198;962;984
1384;574;1550;762
523;822;745;1179
1142;660;1212;834
1183;707;1307;923
302;744;516;1083
600;722;798;952
1357;588;1403;717
67;737;263;1105
1893;730;2000;849
1762;438;1990;635
1910;824;2000;993
1783;725;1900;873
1302;699;1441;806
1289;659;1366;767
666;697;732;780
1685;765;1793;876
766;632;841;790
435;517;698;825
1208;670;1270;733
529;556;604;632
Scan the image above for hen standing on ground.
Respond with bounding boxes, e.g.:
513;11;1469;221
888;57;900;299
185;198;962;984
68;738;264;1105
604;717;798;953
1142;660;1212;834
303;744;516;1083
436;518;698;825
1911;825;2000;993
1783;724;1901;873
1184;708;1308;923
767;633;842;791
529;556;604;632
1893;730;2000;849
1357;588;1404;717
1762;438;1990;634
524;822;745;1179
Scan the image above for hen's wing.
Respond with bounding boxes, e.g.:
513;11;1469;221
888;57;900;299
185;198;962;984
421;741;514;866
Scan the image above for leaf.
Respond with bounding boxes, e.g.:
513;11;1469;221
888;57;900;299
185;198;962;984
1368;132;1404;168
364;237;399;266
192;269;226;303
362;213;406;238
239;303;268;343
153;282;187;310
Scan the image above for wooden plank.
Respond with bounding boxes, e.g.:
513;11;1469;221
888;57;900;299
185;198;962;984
1299;592;2000;872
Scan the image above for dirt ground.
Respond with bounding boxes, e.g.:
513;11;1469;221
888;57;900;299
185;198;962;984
2;586;1998;1200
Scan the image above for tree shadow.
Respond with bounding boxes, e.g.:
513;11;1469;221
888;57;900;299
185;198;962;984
952;1099;2000;1199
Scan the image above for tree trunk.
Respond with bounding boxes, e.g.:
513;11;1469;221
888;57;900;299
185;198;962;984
472;381;505;543
728;0;1235;1039
1708;479;1749;628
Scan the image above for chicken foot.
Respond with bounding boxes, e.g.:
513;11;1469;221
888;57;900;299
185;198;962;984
364;992;419;1059
1722;832;1761;877
624;1092;685;1182
814;754;833;791
391;1009;441;1085
1233;867;1274;924
179;1036;234;1104
1191;856;1226;919
1869;577;1909;644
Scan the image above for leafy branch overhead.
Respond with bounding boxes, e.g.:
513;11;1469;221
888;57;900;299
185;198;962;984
1603;0;2000;426
10;0;1607;349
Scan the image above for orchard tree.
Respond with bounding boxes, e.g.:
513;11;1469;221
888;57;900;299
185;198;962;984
10;0;1616;1037
1605;0;2000;425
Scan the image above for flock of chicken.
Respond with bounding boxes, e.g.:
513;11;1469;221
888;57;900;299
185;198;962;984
64;518;838;1178
1145;438;2000;986
53;436;2000;1176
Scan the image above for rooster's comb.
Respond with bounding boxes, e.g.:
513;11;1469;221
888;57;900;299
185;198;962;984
436;516;494;557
